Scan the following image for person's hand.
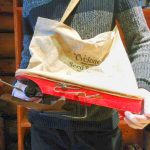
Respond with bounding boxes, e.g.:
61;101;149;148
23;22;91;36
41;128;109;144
124;88;150;129
12;81;41;102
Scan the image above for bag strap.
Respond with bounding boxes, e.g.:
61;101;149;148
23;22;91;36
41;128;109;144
60;0;80;23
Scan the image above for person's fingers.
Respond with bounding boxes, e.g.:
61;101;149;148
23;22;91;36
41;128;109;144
124;117;147;129
138;88;150;115
132;114;150;123
125;111;139;124
125;111;148;129
124;117;143;129
144;114;150;118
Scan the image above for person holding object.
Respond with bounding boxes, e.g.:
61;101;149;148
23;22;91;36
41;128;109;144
12;0;150;149
125;89;150;129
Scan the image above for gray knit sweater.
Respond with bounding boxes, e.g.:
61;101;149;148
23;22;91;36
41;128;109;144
21;0;150;130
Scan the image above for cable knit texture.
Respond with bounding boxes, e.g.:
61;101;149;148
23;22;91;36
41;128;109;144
21;0;150;130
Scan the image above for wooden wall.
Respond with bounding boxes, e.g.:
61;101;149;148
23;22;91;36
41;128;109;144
143;8;150;28
0;0;15;94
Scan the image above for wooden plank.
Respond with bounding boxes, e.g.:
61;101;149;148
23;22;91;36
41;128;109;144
0;33;15;58
0;76;15;87
0;76;16;115
13;8;23;69
0;14;14;32
143;9;150;29
0;58;16;74
0;0;13;13
0;76;15;94
0;117;5;150
14;0;22;7
119;120;143;147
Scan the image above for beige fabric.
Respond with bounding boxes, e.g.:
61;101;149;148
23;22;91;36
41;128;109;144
16;17;140;97
60;0;80;23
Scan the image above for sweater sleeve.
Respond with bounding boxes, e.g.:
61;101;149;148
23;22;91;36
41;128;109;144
19;1;34;69
19;0;54;69
19;16;33;69
115;0;150;91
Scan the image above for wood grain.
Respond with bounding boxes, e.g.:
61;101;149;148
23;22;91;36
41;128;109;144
0;33;15;58
0;58;16;74
0;76;15;94
119;120;143;147
0;0;13;13
143;9;150;28
13;8;23;69
0;14;14;32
